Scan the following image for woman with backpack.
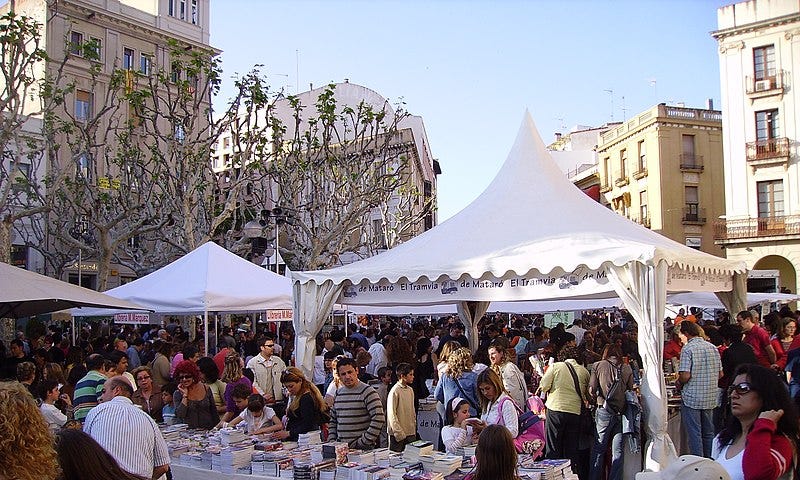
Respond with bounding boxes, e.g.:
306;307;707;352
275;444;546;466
588;344;634;480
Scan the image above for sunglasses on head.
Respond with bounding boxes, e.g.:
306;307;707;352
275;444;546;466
728;382;755;396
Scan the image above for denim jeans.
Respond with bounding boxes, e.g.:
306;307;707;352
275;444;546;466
681;404;714;457
588;406;624;480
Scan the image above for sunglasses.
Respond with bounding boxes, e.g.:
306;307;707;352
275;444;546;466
728;382;755;397
177;374;193;380
262;343;275;348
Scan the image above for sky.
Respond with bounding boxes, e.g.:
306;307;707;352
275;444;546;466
209;0;730;222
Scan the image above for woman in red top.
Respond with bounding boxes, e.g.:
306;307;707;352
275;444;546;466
663;327;682;361
770;317;796;370
712;364;798;480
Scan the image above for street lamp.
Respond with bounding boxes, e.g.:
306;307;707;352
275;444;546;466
242;207;294;274
68;215;95;288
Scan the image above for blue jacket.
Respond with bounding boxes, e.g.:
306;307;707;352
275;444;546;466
434;370;480;417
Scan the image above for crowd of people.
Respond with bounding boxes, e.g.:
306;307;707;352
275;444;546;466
0;305;797;480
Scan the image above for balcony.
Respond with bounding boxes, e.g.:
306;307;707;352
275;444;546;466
682;206;706;225
715;215;800;241
745;71;786;98
632;214;651;228
614;176;629;187
599;180;611;193
679;154;704;172
632;167;647;180
746;138;790;167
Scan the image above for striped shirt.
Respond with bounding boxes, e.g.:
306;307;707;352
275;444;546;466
73;370;106;421
679;336;721;410
330;381;385;449
83;396;170;478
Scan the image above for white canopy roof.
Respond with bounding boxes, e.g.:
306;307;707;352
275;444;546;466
292;112;747;471
0;261;147;318
294;113;744;299
74;242;292;316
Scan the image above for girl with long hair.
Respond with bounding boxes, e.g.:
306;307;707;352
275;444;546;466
0;381;59;480
488;341;528;412
441;397;477;454
56;429;142;480
434;347;481;417
272;367;330;441
713;363;798;480
472;368;519;438
220;351;252;423
465;424;519;480
771;317;796;370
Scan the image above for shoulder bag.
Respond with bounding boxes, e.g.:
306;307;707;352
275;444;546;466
565;362;595;450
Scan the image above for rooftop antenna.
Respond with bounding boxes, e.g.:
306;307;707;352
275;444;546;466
621;96;627;121
604;89;614;122
556;116;566;132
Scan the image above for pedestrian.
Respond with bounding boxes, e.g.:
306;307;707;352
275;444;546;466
387;362;418;452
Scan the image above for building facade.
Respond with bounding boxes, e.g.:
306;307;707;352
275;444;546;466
3;0;216;288
712;0;800;294
596;104;725;257
210;81;441;268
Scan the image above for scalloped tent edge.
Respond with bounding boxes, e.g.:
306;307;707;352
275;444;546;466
291;112;747;472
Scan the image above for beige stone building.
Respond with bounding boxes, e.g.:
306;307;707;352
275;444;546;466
596;104;726;257
712;0;800;295
3;0;217;288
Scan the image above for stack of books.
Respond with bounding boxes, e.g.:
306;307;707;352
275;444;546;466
298;431;323;447
402;441;434;463
293;458;336;480
218;427;248;446
430;454;462;475
400;472;443;480
517;459;572;480
211;443;256;473
322;442;350;465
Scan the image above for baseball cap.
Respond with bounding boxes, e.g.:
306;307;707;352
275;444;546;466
636;455;730;480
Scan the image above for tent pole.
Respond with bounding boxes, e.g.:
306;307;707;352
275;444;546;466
204;310;208;357
71;316;76;346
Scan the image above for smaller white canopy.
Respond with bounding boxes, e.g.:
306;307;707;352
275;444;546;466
73;242;292;316
0;261;147;318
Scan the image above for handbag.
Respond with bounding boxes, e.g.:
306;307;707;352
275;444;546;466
565;362;595;450
497;396;546;457
453;376;480;414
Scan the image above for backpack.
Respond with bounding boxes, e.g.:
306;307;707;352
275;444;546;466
604;360;627;414
498;396;546;457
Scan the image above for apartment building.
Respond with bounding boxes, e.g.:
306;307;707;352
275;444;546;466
596;103;725;257
3;0;216;288
712;0;800;294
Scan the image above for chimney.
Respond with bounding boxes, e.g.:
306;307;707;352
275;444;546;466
344;78;349;83
706;98;714;110
555;132;562;141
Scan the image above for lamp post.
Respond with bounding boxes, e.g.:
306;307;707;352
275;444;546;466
242;207;294;274
68;214;94;346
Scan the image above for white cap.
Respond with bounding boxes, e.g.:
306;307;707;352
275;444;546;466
636;455;731;480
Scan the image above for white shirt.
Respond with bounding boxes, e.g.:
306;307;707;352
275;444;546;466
712;440;744;480
441;424;474;454
366;342;387;376
238;406;276;434
83;396;170;479
480;393;519;438
40;403;67;432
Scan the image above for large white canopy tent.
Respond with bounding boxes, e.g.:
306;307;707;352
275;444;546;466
74;242;293;353
292;113;747;470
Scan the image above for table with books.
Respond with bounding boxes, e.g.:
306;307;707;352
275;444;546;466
162;423;579;480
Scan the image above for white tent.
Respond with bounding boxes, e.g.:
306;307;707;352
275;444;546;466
292;113;747;470
74;242;293;353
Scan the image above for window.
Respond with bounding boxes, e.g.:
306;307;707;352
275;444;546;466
168;0;174;16
753;45;776;81
170;63;181;83
75;90;92;122
682;134;695;160
191;0;198;24
223;136;230;149
637;141;646;171
76;153;91;180
140;54;153;75
685;186;699;220
69;31;83;56
123;48;135;70
88;37;102;60
757;180;784;218
602;157;610;186
756;109;780;141
10;162;31;192
180;0;187;20
175;124;185;144
619;149;627;178
639;190;648;224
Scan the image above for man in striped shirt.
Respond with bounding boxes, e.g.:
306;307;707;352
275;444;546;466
329;357;385;449
84;376;170;479
72;353;108;421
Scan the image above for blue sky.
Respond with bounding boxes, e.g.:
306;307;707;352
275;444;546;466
212;0;730;221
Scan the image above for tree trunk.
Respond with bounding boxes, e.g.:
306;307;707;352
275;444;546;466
0;219;11;264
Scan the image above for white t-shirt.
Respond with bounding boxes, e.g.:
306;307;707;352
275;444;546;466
480;393;519;438
40;403;67;432
712;439;744;480
238;406;276;434
441;424;474;454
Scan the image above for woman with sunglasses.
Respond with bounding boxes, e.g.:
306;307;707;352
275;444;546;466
173;360;220;429
270;367;330;441
712;363;799;480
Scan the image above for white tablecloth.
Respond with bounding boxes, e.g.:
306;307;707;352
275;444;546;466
170;463;281;480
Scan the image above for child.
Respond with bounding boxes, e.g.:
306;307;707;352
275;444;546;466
441;397;477;454
387;362;417;452
161;382;177;425
224;394;284;435
39;380;72;432
217;384;252;428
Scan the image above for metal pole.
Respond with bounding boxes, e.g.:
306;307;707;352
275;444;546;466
78;248;82;288
275;221;279;274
